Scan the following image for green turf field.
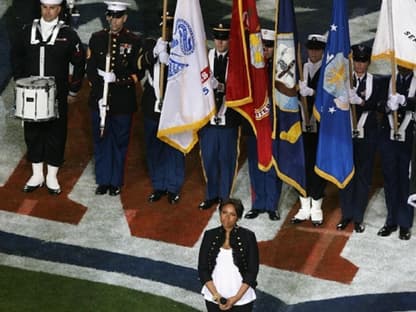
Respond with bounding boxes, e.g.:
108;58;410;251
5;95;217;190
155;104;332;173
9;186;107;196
0;265;199;312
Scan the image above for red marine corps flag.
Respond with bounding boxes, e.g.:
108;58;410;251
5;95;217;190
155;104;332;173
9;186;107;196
225;0;273;170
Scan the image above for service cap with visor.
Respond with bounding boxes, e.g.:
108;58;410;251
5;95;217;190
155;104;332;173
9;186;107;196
105;1;129;18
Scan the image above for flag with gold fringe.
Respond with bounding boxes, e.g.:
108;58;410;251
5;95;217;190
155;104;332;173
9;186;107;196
314;0;354;189
273;0;306;196
225;0;273;170
157;0;215;153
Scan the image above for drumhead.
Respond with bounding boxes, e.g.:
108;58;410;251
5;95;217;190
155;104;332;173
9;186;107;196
16;76;56;89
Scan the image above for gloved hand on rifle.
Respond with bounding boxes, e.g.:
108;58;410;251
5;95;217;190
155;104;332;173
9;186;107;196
98;69;116;83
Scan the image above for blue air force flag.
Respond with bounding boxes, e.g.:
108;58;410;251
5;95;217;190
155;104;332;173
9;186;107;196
157;0;215;153
273;0;306;196
314;0;354;189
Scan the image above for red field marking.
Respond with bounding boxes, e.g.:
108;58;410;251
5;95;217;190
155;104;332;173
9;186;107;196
17;199;38;215
259;186;360;284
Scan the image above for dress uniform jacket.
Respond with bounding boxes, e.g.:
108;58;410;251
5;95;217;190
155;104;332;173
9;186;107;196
137;37;185;195
87;27;140;114
379;72;416;229
301;61;326;200
86;27;141;188
11;19;85;166
198;226;259;289
339;73;384;223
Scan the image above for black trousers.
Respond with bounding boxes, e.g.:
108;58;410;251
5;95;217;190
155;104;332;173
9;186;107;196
24;111;67;167
205;300;253;312
303;131;326;199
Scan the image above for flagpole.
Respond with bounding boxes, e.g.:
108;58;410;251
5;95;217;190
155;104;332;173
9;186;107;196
348;53;358;136
272;0;280;138
386;0;399;136
297;42;311;131
159;0;169;107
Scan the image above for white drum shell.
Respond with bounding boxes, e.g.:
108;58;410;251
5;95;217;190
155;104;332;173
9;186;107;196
15;77;58;121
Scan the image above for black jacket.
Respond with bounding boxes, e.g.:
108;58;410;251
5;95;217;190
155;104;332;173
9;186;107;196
86;27;141;114
198;226;259;289
11;19;85;114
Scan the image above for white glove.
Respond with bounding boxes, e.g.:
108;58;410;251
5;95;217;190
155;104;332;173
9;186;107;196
158;51;170;65
299;80;314;97
387;94;401;111
211;76;219;89
397;93;406;106
349;88;363;105
408;193;416;208
97;69;116;83
153;38;168;57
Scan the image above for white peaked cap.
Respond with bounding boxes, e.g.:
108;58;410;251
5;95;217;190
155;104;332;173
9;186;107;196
40;0;63;5
104;1;130;11
307;34;327;44
261;29;275;41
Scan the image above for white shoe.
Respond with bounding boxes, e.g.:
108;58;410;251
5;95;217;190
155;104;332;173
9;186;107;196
23;163;44;192
46;165;61;195
311;198;323;226
291;196;311;223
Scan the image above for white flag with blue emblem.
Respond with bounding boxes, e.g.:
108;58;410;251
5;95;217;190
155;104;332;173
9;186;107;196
157;0;216;153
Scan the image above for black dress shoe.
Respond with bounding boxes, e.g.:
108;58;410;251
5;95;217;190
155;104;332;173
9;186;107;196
95;185;109;195
47;186;61;195
167;192;180;204
148;190;167;202
109;186;121;196
354;222;365;233
23;183;43;193
336;218;351;230
291;217;306;224
198;198;218;210
377;225;398;237
244;209;261;219
399;227;411;240
268;211;280;221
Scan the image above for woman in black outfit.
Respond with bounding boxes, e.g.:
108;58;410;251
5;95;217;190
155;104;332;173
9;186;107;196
198;198;259;312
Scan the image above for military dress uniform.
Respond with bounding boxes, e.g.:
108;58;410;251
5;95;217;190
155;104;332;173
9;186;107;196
137;33;185;205
244;29;282;221
338;45;384;233
198;25;241;210
378;68;416;240
86;5;141;196
11;0;85;194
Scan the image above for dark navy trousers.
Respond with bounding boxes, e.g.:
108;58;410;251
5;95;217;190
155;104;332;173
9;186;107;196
91;111;132;187
143;118;185;194
199;126;239;201
247;136;282;212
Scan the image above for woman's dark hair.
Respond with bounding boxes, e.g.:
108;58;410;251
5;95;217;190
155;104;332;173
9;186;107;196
218;198;244;219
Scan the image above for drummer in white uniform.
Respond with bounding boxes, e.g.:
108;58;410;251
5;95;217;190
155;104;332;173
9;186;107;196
10;0;85;195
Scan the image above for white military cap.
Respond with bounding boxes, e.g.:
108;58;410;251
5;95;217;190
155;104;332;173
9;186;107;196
306;34;327;49
104;1;130;12
261;29;275;42
40;0;63;4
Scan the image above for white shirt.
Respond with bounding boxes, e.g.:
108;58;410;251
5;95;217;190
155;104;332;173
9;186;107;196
40;17;59;42
201;248;256;305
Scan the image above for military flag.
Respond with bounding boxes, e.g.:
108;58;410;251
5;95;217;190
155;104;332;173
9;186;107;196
314;0;354;189
225;0;273;170
273;0;306;196
157;0;215;153
372;0;416;70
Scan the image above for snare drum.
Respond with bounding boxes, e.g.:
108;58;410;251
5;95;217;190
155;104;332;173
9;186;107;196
15;76;58;121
